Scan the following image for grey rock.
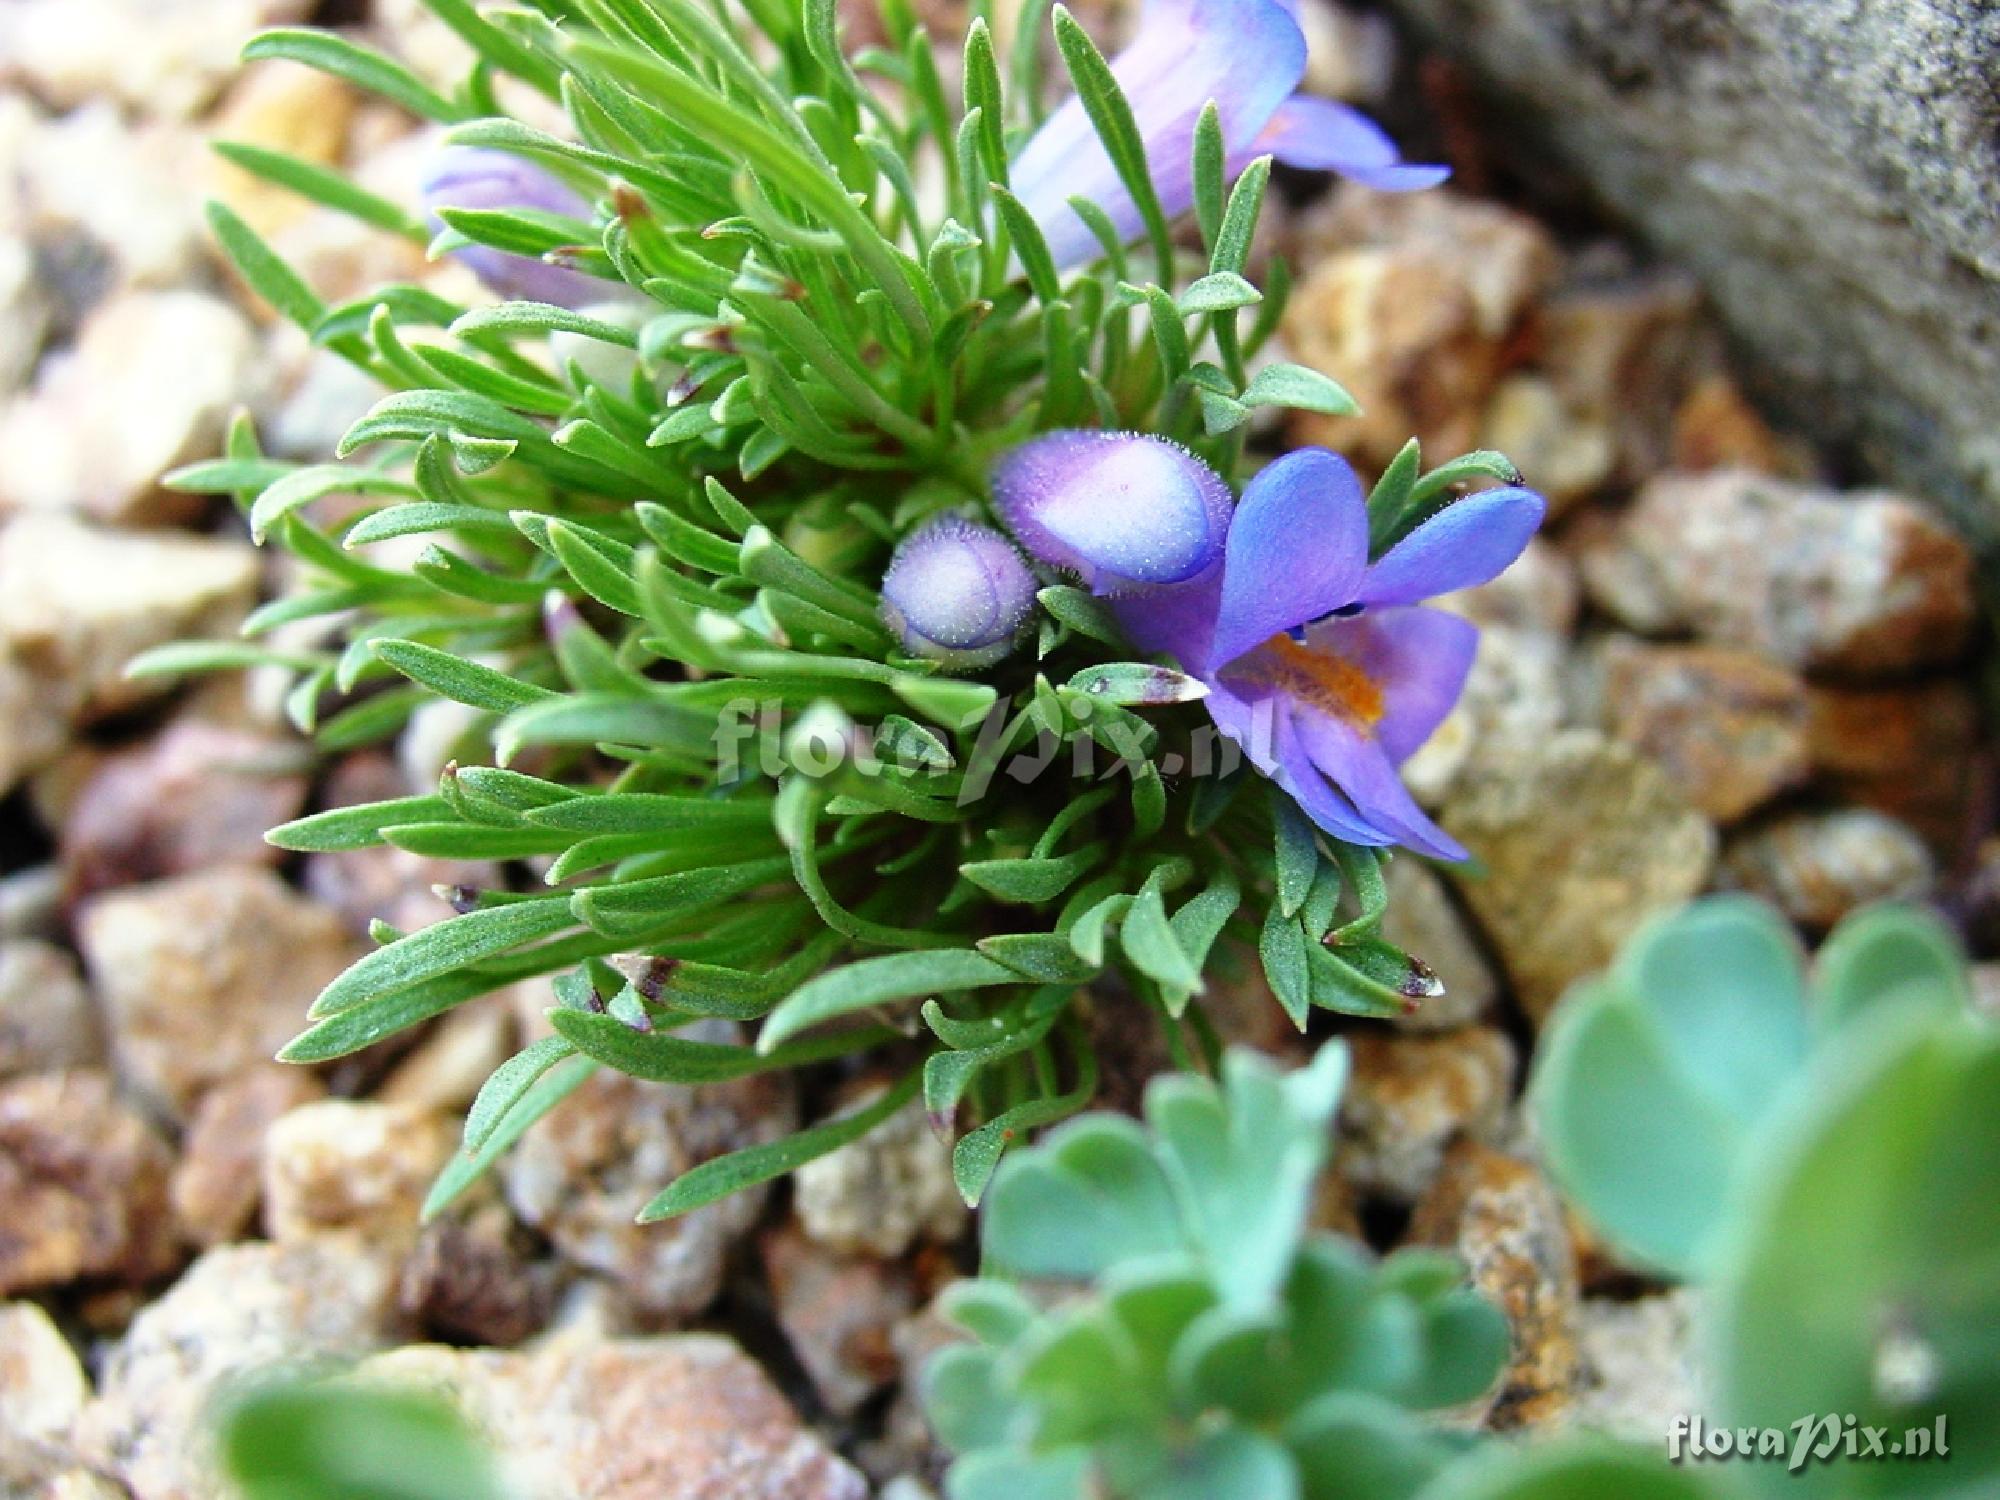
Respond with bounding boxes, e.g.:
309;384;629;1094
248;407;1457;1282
0;938;100;1079
1382;0;2000;554
1571;1290;1705;1446
794;1089;967;1259
0;1300;91;1495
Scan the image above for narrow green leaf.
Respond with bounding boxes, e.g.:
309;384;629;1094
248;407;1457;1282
761;949;1020;1051
638;1068;922;1221
426;1055;596;1219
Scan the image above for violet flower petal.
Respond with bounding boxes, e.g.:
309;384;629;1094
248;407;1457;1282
1290;707;1467;861
1011;0;1306;268
1270;708;1398;847
1357;486;1546;608
1302;606;1478;764
879;516;1037;669
1247;94;1451;192
420;146;610;309
993;431;1232;594
1208;447;1369;671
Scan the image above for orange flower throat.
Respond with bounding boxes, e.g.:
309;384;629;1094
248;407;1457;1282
1243;633;1386;727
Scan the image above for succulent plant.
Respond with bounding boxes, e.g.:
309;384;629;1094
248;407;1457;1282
923;1042;1512;1500
1528;897;1972;1278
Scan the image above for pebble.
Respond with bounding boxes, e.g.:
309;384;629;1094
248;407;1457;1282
1581;469;1976;675
0;1068;179;1295
170;1064;326;1249
77;867;360;1122
58;718;311;900
1409;1140;1580;1430
0;1299;90;1493
0;290;260;525
1570;1290;1704;1446
1284;186;1561;467
0;0;316;118
14;103;210;291
761;1219;919;1417
0;514;260;760
1718;808;1935;931
75;1239;404;1500
1440;535;1583;639
1478;373;1615;515
1537;268;1711;485
1805;679;1981;854
356;1331;870;1500
206;62;359;237
0;938;100;1079
1671;373;1810;477
503;1041;796;1322
1592;637;1811;823
1441;730;1716;1025
1338;1027;1516;1200
262;1098;457;1247
794;1090;967;1259
399;1202;562;1348
376;1003;517;1116
1380;857;1499;1032
0;235;50;394
1405;624;1571;811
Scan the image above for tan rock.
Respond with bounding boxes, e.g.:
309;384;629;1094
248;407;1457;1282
1580;469;1976;675
77;867;360;1121
0;938;100;1079
794;1090;967;1258
503;1038;796;1321
357;1331;869;1500
1380;858;1499;1031
761;1219;918;1417
1478;374;1614;515
0;291;259;525
1596;638;1811;823
0;1068;179;1295
262;1099;456;1247
59;719;311;901
0;1300;90;1493
76;1239;403;1500
1405;624;1571;810
1804;679;1981;853
0;653;67;797
1338;1027;1515;1199
1409;1140;1580;1429
0;514;260;733
1719;809;1935;932
171;1064;326;1249
1537;269;1711;484
1671;373;1810;477
1441;730;1716;1025
377;1003;516;1116
1286;186;1560;467
208;62;359;237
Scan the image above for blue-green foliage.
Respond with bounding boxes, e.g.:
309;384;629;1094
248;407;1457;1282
140;0;1497;1221
926;1043;1503;1500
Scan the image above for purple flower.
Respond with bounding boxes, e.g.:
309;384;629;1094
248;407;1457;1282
1012;0;1448;269
880;516;1038;670
420;146;611;308
992;431;1231;595
1115;448;1544;858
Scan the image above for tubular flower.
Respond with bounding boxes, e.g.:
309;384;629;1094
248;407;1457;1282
1114;448;1545;859
1011;0;1449;269
992;430;1231;596
880;516;1038;670
419;146;610;308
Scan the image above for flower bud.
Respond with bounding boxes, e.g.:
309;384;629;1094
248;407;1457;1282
880;516;1036;671
419;146;609;308
992;431;1230;595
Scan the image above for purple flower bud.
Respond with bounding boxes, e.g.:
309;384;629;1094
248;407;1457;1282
880;516;1036;671
419;146;610;308
992;431;1231;596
